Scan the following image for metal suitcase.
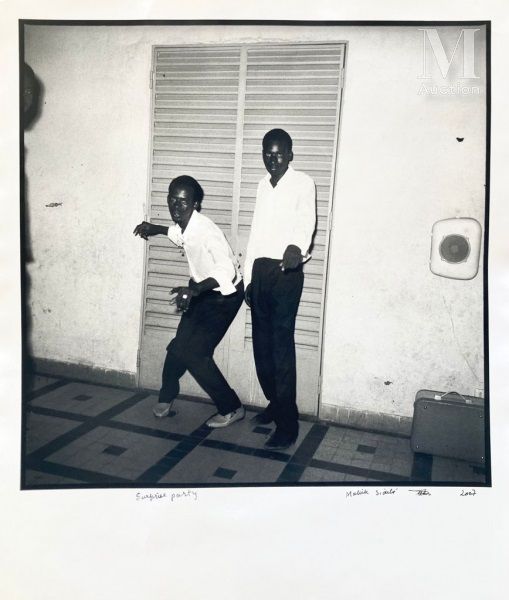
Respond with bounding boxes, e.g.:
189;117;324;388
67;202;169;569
410;389;485;464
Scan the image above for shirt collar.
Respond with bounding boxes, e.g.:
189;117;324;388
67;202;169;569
180;209;200;241
264;164;294;187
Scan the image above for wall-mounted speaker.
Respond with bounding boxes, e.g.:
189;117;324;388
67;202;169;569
430;217;482;280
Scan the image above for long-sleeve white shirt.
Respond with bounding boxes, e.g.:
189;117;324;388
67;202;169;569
243;165;316;286
167;210;241;296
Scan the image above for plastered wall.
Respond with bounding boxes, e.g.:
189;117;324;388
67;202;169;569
25;24;486;417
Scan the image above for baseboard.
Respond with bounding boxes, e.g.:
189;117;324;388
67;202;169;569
31;357;412;437
319;403;412;438
32;357;136;389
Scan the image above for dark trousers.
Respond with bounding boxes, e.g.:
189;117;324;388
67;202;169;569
251;258;304;437
159;282;244;415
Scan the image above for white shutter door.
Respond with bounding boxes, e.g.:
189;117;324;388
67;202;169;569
227;43;345;415
138;46;242;393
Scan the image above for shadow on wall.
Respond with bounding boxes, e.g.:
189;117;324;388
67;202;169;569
22;63;44;396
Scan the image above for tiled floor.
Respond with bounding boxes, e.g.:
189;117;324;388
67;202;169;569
22;376;488;488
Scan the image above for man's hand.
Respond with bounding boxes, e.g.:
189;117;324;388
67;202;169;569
280;244;302;271
133;221;154;240
170;286;198;312
244;283;252;307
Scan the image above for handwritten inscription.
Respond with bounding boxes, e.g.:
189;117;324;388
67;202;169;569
136;490;198;503
408;489;431;496
460;489;477;497
375;488;397;496
346;489;369;498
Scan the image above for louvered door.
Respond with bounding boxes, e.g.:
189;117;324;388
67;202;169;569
138;46;242;394
139;43;345;415
226;44;345;415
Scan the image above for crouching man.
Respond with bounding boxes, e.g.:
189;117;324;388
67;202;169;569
134;175;245;428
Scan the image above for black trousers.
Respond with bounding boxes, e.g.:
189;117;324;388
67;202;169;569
251;258;304;437
159;282;244;415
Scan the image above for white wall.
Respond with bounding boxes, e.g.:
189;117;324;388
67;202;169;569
25;24;486;417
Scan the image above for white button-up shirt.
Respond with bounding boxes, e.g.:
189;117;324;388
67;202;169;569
167;210;241;296
244;166;316;286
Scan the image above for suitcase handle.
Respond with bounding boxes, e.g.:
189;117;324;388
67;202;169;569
439;391;473;405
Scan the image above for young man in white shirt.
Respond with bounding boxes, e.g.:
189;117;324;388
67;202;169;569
244;129;316;450
134;175;245;428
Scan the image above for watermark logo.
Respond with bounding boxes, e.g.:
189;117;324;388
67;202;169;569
418;28;480;96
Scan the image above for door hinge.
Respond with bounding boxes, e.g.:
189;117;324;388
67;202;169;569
149;70;154;89
136;349;141;368
339;69;345;89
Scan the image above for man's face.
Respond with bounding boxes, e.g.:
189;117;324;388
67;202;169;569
262;138;293;183
167;185;196;227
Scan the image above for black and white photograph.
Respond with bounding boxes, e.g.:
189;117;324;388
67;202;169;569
19;20;490;488
2;1;509;598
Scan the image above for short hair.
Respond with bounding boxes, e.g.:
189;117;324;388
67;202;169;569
263;128;293;152
168;175;204;205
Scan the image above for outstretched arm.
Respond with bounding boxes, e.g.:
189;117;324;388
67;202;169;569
133;221;169;240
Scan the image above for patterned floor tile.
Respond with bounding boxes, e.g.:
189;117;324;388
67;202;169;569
44;426;179;480
344;477;380;483
29;375;59;392
312;444;338;462
29;382;135;417
158;446;287;484
25;412;81;454
300;467;347;483
22;378;489;487
24;469;83;486
112;395;216;436
432;457;486;483
207;412;312;455
319;428;347;447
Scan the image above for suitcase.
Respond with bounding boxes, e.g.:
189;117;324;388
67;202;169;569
410;389;485;464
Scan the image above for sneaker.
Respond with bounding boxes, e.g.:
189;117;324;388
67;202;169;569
206;406;245;428
153;402;174;418
264;430;297;450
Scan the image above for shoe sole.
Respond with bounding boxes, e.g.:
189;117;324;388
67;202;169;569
206;412;245;428
153;403;174;418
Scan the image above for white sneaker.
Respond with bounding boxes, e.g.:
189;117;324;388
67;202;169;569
206;406;245;428
153;402;173;418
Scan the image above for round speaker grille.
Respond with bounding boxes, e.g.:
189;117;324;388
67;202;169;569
439;234;470;263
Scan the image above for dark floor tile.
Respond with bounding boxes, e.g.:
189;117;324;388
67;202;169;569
27;379;70;400
251;448;290;462
103;445;127;456
253;426;272;435
213;467;237;480
24;413;81;454
357;444;377;454
277;463;305;483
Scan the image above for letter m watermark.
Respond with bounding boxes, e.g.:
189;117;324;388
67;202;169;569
419;28;480;79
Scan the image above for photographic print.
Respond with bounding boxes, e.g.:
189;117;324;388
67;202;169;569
20;21;490;490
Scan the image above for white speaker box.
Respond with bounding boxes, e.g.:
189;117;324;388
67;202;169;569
430;217;482;280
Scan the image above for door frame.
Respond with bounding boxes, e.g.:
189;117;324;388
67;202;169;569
316;42;348;416
136;41;349;413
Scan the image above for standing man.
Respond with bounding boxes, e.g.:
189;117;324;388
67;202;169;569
134;175;245;428
244;129;316;450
